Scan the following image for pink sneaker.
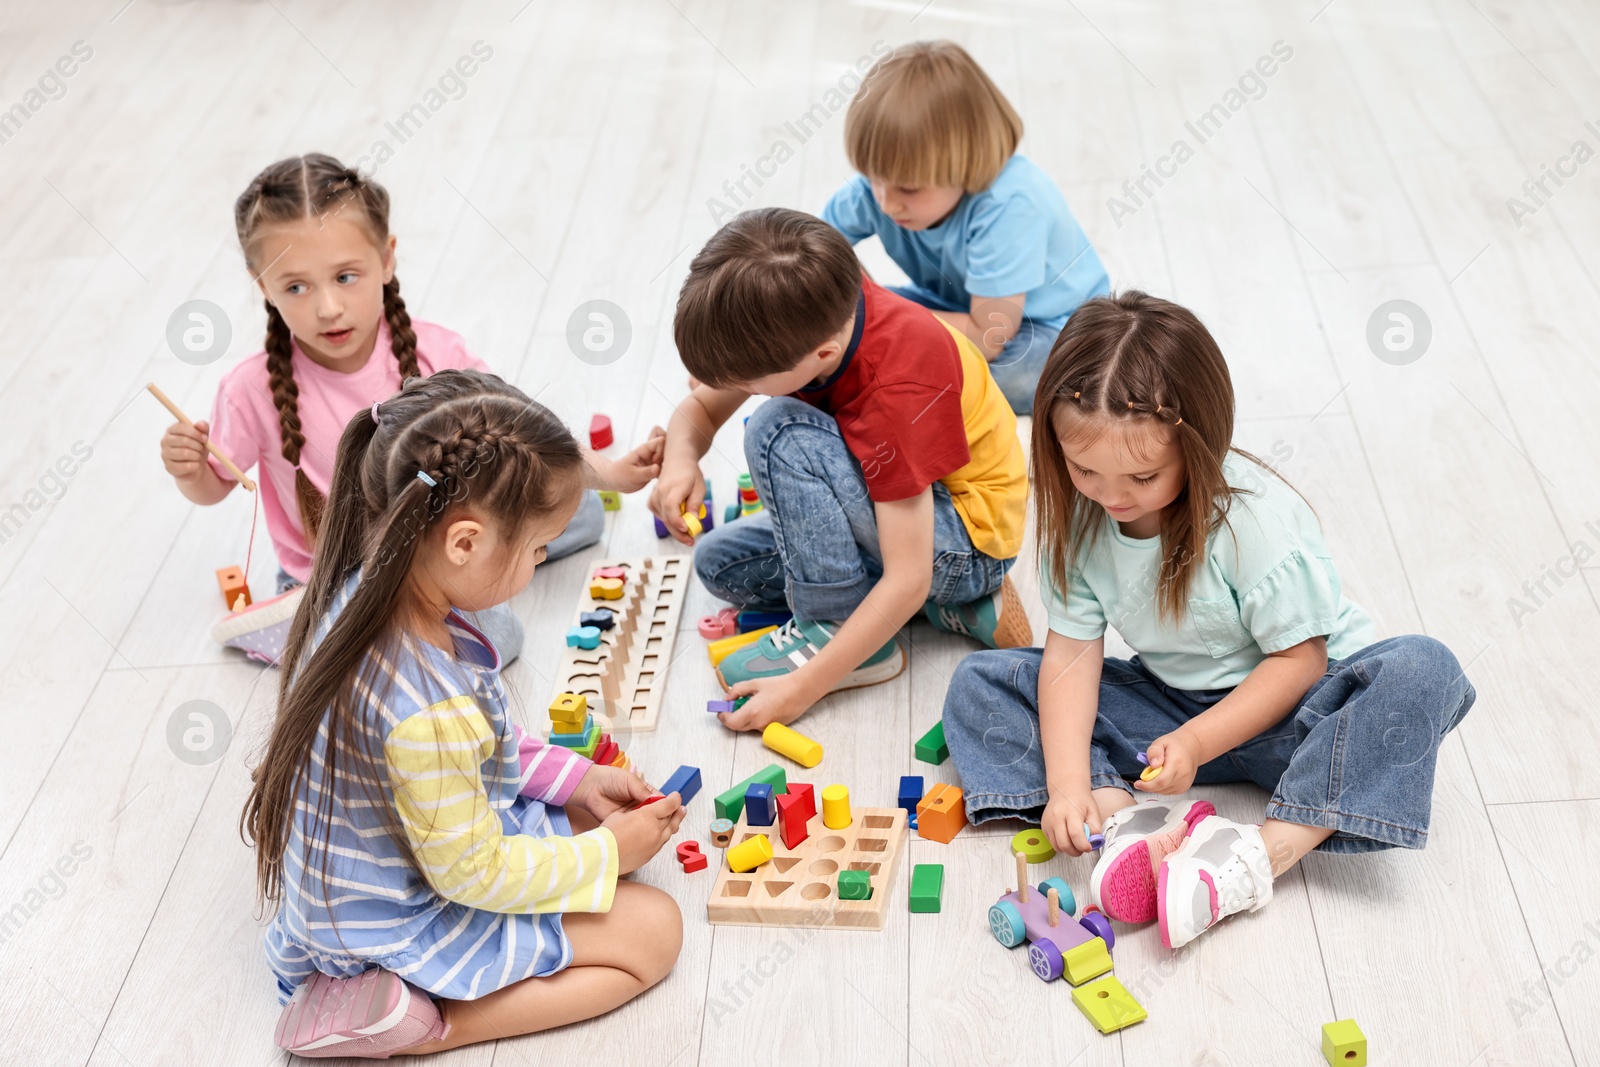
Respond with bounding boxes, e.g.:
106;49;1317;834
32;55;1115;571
1088;798;1214;923
275;969;449;1059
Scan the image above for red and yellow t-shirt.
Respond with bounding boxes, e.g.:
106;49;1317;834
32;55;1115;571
793;275;1027;560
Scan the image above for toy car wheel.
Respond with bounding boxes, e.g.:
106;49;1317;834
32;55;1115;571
987;901;1026;947
1038;877;1076;916
1078;908;1115;950
1028;936;1064;982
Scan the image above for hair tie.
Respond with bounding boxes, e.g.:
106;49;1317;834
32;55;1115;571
1072;391;1081;399
1173;418;1183;426
370;401;382;424
1128;400;1135;410
416;470;437;487
1155;404;1162;413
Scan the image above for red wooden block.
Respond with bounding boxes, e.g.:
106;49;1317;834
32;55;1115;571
787;782;816;822
777;791;809;850
589;413;613;450
591;740;617;767
676;840;707;873
592;565;628;581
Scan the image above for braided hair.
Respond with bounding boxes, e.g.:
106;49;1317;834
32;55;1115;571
243;368;586;915
236;153;421;543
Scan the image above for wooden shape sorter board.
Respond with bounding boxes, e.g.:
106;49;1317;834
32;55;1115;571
550;557;686;733
707;806;908;929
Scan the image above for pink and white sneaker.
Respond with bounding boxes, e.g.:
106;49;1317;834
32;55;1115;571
1157;815;1275;950
275;969;449;1059
1089;798;1215;923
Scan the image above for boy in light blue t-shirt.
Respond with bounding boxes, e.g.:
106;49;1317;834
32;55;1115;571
823;40;1109;414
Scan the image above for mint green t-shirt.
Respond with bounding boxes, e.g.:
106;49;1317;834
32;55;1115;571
1042;454;1375;691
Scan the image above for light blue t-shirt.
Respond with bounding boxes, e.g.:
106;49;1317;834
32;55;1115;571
1042;454;1375;691
823;154;1110;330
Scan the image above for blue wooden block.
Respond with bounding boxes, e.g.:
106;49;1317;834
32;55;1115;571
550;715;595;743
898;775;925;813
737;610;792;633
661;765;702;805
565;625;601;650
745;782;776;826
579;609;615;631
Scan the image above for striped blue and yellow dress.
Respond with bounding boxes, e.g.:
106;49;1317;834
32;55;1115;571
263;571;617;1003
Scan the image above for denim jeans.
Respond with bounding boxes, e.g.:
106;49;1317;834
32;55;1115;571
942;635;1476;854
889;284;1061;417
692;396;1013;622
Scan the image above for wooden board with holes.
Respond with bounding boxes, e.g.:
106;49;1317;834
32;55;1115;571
707;806;908;929
550;556;687;733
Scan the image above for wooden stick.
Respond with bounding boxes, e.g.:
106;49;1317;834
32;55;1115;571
1015;851;1028;903
147;383;256;492
1047;886;1060;928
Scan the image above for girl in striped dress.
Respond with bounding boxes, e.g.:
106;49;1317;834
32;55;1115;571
244;369;686;1059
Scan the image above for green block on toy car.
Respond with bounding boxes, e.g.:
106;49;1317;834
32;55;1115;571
914;720;948;764
1072;974;1147;1033
1062;936;1113;986
909;863;943;913
1321;1019;1366;1067
838;869;871;900
713;763;788;820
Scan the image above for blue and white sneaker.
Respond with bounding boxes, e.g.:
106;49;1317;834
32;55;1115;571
923;574;1032;649
716;618;904;691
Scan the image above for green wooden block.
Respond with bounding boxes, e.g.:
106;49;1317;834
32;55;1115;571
549;724;600;752
909;863;943;913
1062;937;1113;986
838;869;871;900
714;763;788;821
914;721;948;764
1072;975;1147;1034
1321;1020;1366;1067
598;490;621;511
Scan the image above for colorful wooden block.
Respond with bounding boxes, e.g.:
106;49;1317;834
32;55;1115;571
1072;975;1147;1034
776;791;808;849
821;784;851;829
698;608;738;640
683;511;703;538
549;693;588;719
662;765;702;805
549;715;594;741
591;565;628;580
1321;1020;1367;1067
838;869;872;900
588;413;613;450
724;502;740;523
736;609;791;632
709;818;735;848
707;699;736;713
726;833;773;873
915;783;967;843
914;721;949;764
744;783;776;826
578;609;614;631
591;740;618;767
653;515;670;538
550;724;601;754
909;863;943;913
761;722;823;768
675;840;707;873
588;577;625;600
1012;827;1056;863
707;625;777;667
1062;937;1114;986
898;775;924;813
713;764;787;821
598;490;621;511
565;625;601;650
787;782;816;822
216;566;251;612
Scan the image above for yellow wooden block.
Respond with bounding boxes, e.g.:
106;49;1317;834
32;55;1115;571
1061;937;1113;986
549;693;588;719
762;722;823;768
1072;975;1147;1033
684;512;703;538
1139;764;1163;782
589;577;625;600
1321;1019;1367;1067
821;784;851;829
708;625;777;667
726;833;773;873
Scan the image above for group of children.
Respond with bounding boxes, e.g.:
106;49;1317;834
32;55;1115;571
159;41;1476;1059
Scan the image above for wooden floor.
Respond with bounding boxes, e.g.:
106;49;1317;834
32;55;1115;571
0;0;1596;1063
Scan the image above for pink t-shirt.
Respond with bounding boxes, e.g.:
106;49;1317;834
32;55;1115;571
207;318;488;582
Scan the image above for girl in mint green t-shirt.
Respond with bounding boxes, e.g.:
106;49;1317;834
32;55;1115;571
942;291;1475;951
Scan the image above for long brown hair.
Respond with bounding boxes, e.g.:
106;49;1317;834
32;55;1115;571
1032;291;1273;621
234;153;421;542
241;369;585;912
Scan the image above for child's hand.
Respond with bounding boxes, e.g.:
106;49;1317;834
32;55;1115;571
600;793;684;874
716;674;812;732
648;455;706;546
568;763;653;821
1137;730;1202;795
595;427;666;493
1041;787;1101;857
161;419;213;482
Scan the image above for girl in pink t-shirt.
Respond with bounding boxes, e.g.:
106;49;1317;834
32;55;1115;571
160;154;660;662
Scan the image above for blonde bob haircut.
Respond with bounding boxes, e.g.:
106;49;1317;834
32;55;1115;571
844;40;1023;193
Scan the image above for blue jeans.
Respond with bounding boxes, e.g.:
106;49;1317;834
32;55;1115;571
889;284;1061;416
942;635;1476;854
692;396;1013;621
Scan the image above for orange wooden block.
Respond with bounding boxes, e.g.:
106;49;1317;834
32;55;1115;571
216;566;251;612
915;782;967;843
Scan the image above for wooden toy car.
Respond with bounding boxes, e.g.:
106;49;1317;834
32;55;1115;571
988;852;1116;983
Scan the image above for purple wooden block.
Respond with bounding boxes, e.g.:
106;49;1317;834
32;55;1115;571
707;699;737;713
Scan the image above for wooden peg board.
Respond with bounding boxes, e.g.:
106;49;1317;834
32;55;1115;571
707;806;908;929
550;556;687;733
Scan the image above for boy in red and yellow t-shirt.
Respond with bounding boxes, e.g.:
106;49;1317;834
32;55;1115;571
652;207;1031;730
